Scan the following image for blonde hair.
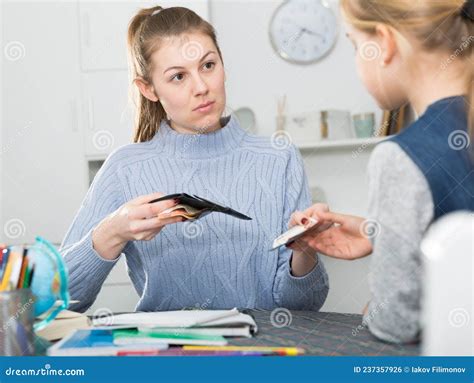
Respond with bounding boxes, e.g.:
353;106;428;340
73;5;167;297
127;6;223;143
340;0;474;136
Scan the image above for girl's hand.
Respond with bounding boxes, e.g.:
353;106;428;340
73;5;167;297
92;192;183;260
292;210;373;260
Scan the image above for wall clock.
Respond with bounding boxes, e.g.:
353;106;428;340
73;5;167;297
269;0;338;64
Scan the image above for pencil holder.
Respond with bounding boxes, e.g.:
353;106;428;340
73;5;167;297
0;288;35;356
0;236;70;354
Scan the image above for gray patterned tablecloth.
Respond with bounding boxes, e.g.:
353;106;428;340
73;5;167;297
229;309;419;356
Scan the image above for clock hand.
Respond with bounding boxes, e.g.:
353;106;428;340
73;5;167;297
291;28;304;43
301;27;324;39
287;19;324;36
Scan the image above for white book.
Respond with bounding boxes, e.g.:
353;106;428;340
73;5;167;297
92;308;257;333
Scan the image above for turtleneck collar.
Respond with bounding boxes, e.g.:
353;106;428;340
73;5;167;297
152;115;247;160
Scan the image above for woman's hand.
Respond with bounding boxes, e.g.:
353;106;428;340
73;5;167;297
287;203;332;276
92;192;183;260
292;210;374;261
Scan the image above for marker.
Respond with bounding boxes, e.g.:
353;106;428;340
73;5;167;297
0;247;10;276
0;252;15;291
26;264;35;288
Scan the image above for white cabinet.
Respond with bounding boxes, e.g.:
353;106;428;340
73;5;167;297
79;1;210;157
1;1;87;244
78;1;210;72
81;71;134;157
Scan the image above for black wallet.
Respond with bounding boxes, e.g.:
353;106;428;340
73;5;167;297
149;193;252;221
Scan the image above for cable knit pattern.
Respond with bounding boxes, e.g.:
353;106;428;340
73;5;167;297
60;115;329;312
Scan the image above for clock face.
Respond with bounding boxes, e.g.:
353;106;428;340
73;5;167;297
269;0;338;64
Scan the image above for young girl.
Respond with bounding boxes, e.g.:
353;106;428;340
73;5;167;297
60;6;328;313
290;0;473;343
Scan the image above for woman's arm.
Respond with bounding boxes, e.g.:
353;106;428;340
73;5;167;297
272;145;329;310
60;152;128;312
61;150;182;313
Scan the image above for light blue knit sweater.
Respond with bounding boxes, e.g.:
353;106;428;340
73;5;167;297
60;115;329;312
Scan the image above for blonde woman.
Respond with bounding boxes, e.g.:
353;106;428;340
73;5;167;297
60;6;329;312
290;0;474;343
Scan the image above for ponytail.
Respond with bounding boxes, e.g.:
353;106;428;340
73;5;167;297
127;6;166;143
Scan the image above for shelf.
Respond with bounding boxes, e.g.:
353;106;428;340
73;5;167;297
85;154;108;161
84;137;390;157
297;136;390;150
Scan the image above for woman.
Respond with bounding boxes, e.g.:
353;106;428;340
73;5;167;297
60;6;329;313
290;0;473;343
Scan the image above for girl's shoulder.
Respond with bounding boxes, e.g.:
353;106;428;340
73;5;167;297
368;140;433;203
369;140;418;177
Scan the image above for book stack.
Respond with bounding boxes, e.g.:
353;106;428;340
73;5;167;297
47;308;304;356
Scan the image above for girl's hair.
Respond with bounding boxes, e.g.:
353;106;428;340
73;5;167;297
340;0;474;136
127;6;223;143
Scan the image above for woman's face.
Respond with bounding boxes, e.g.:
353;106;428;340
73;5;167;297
148;31;226;134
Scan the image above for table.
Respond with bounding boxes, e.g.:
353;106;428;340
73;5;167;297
229;310;420;356
35;309;420;356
